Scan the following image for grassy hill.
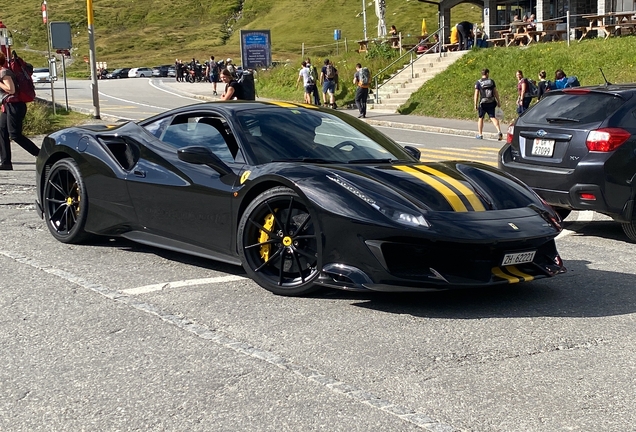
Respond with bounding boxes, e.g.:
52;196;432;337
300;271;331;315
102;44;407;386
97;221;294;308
401;36;636;121
1;0;480;68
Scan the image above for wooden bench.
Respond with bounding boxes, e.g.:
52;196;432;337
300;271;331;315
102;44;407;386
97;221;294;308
595;25;618;38
443;43;459;51
525;30;543;43
488;38;507;47
541;29;568;41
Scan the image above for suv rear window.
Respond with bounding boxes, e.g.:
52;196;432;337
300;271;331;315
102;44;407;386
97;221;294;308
522;92;626;124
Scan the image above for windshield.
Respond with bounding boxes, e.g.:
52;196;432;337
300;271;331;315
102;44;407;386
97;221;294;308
235;107;413;164
523;92;625;124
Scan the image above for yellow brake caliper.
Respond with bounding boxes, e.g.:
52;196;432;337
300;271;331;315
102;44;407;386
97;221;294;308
259;213;276;261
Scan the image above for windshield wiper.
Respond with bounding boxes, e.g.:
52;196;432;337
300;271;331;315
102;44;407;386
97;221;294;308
545;117;580;123
271;157;338;164
346;158;396;164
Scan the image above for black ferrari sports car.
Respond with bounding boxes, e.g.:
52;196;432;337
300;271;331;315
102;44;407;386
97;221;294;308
35;101;566;296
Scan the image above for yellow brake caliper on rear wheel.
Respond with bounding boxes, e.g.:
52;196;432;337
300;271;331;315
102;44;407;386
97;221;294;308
259;213;276;261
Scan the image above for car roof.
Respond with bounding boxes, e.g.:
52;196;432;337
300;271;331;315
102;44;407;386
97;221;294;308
137;100;357;126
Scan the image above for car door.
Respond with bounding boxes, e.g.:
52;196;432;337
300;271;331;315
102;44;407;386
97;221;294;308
125;111;245;256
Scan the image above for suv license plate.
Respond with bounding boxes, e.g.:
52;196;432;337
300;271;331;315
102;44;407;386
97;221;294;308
531;139;555;157
502;251;536;266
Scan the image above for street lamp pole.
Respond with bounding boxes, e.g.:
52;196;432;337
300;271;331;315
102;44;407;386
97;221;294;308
86;0;100;119
362;0;368;40
42;1;56;114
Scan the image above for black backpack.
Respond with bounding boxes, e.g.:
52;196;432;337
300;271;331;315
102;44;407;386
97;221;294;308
237;70;256;101
478;78;495;104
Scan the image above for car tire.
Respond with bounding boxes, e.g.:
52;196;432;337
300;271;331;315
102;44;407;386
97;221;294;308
621;221;636;242
43;159;92;244
238;186;321;296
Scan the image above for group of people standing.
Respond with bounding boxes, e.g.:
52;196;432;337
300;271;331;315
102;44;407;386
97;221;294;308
474;67;579;139
174;56;244;100
296;58;370;118
0;52;40;170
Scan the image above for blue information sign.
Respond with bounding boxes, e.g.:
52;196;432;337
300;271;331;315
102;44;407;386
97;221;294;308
240;30;272;69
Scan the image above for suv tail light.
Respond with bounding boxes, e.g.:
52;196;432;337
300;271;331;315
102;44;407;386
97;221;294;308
506;123;515;144
586;128;631;152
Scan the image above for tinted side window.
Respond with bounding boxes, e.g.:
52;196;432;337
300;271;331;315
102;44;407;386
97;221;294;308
523;93;625;124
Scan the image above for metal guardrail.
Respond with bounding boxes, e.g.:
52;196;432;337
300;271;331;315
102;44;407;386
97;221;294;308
373;29;443;104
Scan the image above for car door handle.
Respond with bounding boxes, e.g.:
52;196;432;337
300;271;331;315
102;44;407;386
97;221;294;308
133;169;146;178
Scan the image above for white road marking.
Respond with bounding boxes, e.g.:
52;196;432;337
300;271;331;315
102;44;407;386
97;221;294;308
96;90;171;110
0;248;456;431
121;275;246;295
556;211;595;240
148;79;202;100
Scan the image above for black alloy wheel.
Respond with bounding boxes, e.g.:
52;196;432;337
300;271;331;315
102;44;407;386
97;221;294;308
238;187;321;296
43;159;92;244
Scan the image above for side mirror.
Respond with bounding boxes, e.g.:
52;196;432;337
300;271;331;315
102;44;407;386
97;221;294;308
177;146;233;176
403;145;421;161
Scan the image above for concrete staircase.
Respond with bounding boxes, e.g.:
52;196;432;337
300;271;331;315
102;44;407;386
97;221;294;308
370;50;468;113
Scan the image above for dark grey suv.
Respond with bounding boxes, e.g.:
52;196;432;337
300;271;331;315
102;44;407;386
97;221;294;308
499;85;636;242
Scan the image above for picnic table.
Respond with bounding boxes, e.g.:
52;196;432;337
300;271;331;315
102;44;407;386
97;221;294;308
536;20;568;41
356;40;369;52
580;11;636;40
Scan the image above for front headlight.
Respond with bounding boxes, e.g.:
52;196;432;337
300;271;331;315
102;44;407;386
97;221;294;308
327;174;430;228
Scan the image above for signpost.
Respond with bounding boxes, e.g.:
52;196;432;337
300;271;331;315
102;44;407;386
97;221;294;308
50;21;72;110
42;1;55;114
240;30;272;70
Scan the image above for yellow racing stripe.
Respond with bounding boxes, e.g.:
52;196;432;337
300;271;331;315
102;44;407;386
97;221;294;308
415;165;486;211
395;165;467;212
492;267;521;283
268;101;299;108
506;266;535;282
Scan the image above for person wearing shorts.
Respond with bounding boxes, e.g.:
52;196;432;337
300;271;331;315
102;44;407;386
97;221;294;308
473;68;503;140
320;58;337;108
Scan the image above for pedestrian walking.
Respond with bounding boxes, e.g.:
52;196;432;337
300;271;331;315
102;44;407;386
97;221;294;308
473;68;503;140
295;61;313;105
537;70;551;100
305;58;321;105
320;59;338;108
0;52;40;170
353;63;370;118
516;70;532;115
206;56;219;96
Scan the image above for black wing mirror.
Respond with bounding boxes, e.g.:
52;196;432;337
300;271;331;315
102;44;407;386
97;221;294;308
403;145;421;161
177;146;233;176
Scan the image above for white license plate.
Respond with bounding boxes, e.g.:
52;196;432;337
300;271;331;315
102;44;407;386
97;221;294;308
501;251;536;266
531;139;555;157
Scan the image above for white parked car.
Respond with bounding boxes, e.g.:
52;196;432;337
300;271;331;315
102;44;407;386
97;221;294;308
32;67;51;83
128;67;152;78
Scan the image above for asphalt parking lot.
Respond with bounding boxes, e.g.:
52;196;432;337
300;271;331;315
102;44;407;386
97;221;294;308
2;122;636;431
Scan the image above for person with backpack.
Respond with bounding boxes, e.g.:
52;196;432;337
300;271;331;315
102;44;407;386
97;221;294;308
353;63;370;118
295;61;314;105
554;69;580;89
0;52;39;170
515;70;533;114
473;68;503;140
206;56;219;96
220;68;244;101
537;70;552;100
306;58;320;105
320;58;337;109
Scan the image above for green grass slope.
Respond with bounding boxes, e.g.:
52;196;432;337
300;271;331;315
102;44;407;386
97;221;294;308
1;0;479;67
401;37;636;121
